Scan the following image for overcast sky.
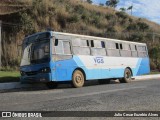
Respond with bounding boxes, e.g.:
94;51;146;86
92;0;160;24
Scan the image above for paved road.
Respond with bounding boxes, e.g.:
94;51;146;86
0;79;160;119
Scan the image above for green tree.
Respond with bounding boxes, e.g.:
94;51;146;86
87;0;92;4
137;22;149;32
106;0;119;8
127;5;133;15
120;7;126;12
99;3;104;6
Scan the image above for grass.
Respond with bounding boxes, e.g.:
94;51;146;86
150;71;160;75
0;71;20;83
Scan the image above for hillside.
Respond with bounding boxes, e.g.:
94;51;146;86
1;0;160;70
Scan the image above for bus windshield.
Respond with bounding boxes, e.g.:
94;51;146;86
20;40;50;66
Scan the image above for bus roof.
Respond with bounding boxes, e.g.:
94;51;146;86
25;31;146;45
53;31;146;45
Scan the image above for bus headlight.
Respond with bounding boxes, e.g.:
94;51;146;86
20;71;26;76
39;67;51;73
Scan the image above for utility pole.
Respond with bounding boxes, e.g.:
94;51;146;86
0;20;1;69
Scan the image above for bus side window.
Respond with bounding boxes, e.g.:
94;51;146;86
120;43;132;57
55;39;58;46
106;42;120;57
137;45;147;57
87;40;90;46
53;40;72;61
116;43;119;49
91;40;94;47
135;45;137;51
130;44;138;57
91;40;106;56
63;41;71;54
101;41;105;48
55;40;63;54
120;44;123;49
72;39;90;55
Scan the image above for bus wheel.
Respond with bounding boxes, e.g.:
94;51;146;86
72;70;85;88
120;68;132;83
46;82;58;89
98;79;110;84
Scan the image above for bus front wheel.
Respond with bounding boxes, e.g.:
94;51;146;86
72;70;85;88
120;68;132;83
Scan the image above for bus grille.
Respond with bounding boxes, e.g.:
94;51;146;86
26;71;38;76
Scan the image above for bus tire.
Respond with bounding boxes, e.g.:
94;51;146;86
72;70;85;88
98;79;110;84
46;82;58;89
120;68;132;83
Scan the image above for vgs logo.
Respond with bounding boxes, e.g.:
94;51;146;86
94;57;104;64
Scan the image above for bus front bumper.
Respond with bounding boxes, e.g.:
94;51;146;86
20;73;51;84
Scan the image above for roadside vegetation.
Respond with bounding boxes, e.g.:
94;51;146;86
0;0;160;71
0;71;20;83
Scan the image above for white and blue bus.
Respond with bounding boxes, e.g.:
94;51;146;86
20;31;150;88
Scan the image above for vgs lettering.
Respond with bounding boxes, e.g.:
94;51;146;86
94;57;104;64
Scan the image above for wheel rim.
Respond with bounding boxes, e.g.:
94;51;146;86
125;70;131;79
73;71;84;87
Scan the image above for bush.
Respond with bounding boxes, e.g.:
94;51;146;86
74;4;85;14
150;61;157;70
68;14;80;23
105;14;115;20
129;33;144;41
19;12;34;34
115;12;127;20
137;22;149;32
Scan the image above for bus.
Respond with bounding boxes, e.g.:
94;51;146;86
20;31;150;88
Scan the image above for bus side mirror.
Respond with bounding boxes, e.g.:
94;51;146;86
55;39;58;46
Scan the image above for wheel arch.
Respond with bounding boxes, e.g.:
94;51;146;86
126;67;133;76
72;67;86;81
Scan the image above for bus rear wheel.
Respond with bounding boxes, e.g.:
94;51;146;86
120;68;132;83
46;82;58;89
72;70;85;88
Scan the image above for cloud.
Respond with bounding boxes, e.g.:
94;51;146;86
92;0;160;24
117;0;160;24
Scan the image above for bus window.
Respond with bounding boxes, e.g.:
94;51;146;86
105;41;120;57
120;43;132;57
105;41;115;49
137;45;147;57
116;43;119;49
135;45;137;51
63;41;71;54
55;39;58;46
91;40;106;56
120;44;123;49
72;38;88;47
94;41;101;48
87;40;89;46
55;40;63;54
130;44;138;57
91;40;94;47
72;39;90;55
54;40;72;61
101;41;105;48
